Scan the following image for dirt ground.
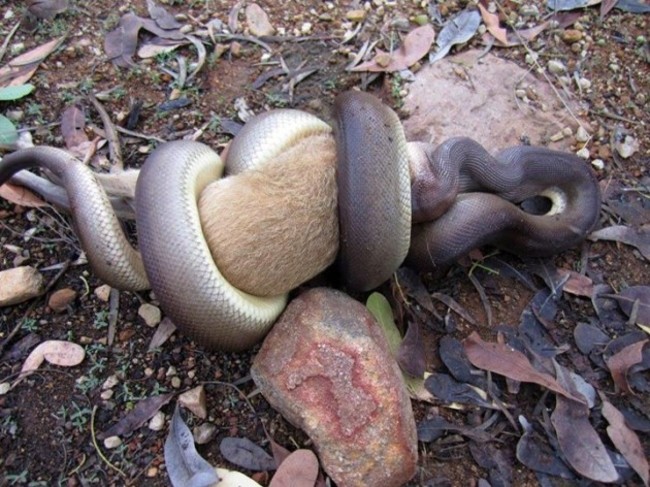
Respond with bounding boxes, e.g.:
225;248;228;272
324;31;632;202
0;0;648;486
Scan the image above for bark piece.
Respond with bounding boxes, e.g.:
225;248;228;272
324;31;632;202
252;288;417;487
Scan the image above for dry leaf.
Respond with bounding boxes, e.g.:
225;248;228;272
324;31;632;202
269;449;319;487
220;437;277;472
351;24;435;72
0;37;64;87
589;224;650;261
28;0;69;19
14;340;84;387
606;339;648;394
551;366;618;483
600;394;650;486
101;392;175;438
478;4;508;45
611;286;650;325
556;268;594;297
0;182;48;208
61;104;89;157
146;0;182;30
462;332;582;402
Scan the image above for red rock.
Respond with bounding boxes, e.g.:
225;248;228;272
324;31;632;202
48;288;76;312
252;288;417;487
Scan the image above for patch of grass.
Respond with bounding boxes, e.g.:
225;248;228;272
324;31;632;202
57;402;92;432
6;470;28;485
93;310;109;330
1;412;19;439
20;318;39;332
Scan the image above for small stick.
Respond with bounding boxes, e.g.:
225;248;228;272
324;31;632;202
87;94;124;171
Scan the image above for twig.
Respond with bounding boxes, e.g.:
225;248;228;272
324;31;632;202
467;272;493;328
0;260;71;355
107;288;120;346
114;126;166;143
0;22;21;64
90;405;127;477
87;94;123;171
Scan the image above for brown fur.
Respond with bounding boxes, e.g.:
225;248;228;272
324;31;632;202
198;134;339;297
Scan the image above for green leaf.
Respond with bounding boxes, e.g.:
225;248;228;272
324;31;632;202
0;114;18;146
366;292;402;355
0;84;35;101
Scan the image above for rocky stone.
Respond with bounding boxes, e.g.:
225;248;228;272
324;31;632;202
252;288;417;487
103;436;121;449
148;411;166;431
94;284;111;302
48;288;76;312
138;303;161;327
0;266;43;307
245;3;274;37
562;29;583;43
193;422;217;444
178;385;207;419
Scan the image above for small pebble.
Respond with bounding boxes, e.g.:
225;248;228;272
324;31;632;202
149;411;166;431
94;285;111;302
547;59;565;74
193;423;217;444
138;303;161;327
146;467;159;478
575;126;589;142
48;288;77;313
576;77;591;90
100;389;114;400
550;131;565;142
562;29;583;43
346;9;365;21
171;377;182;388
576;147;590;159
102;374;119;390
0;382;10;395
301;22;313;34
103;436;122;449
615;135;639;159
591;159;605;170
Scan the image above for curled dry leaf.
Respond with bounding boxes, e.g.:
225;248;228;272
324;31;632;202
588;224;650;261
0;37;64;87
429;9;480;63
551;365;619;483
599;394;650;486
0;182;48;208
146;0;182;30
101;392;174;438
14;340;84;387
220;437;277;472
165;405;220;487
61;104;89;156
605;339;648;394
28;0;69;19
269;449;319;487
610;286;650;326
351;24;435;72
477;4;508;45
462;332;582;402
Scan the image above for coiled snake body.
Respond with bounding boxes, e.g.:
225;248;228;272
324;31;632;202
0;91;601;350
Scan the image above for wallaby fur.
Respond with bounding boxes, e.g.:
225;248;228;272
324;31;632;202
198;133;339;297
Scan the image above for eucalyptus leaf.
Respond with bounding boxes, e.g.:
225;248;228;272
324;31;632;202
0;84;35;101
165;405;219;487
0;114;18;146
366;292;401;355
429;9;481;63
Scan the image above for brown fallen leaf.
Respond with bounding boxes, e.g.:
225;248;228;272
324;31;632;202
13;340;85;388
100;392;175;439
589;224;650;261
269;449;319;487
478;4;508;45
61;104;90;157
462;332;582;402
351;24;435;72
556;268;594;297
605;339;648;394
0;37;64;87
396;321;426;378
609;286;650;325
551;365;618;483
146;0;182;30
0;182;48;208
599;393;650;486
600;0;619;18
28;0;68;19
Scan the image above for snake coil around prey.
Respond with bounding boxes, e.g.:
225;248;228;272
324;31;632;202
0;91;601;350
